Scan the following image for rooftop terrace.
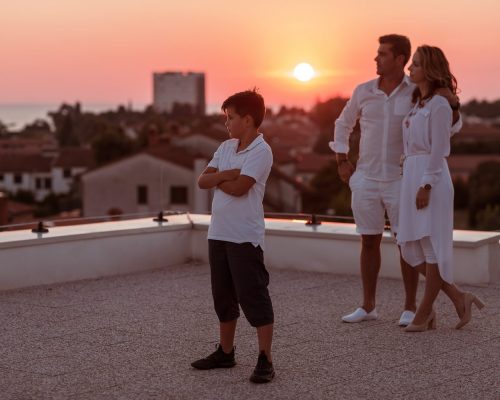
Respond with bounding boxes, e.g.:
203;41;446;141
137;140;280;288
1;262;499;399
1;215;499;399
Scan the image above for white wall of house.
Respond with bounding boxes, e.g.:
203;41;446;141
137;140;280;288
82;154;198;217
52;166;87;194
0;172;52;201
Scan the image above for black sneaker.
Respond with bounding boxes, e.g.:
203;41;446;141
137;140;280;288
249;351;275;383
191;345;236;370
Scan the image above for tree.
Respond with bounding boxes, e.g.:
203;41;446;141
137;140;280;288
468;161;500;229
91;127;135;165
310;97;354;154
309;97;348;131
302;161;352;216
453;177;469;209
475;204;500;230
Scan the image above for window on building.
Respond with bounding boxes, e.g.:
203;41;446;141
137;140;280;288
137;185;148;205
44;178;52;189
170;186;188;204
14;174;22;184
35;178;42;189
63;168;72;178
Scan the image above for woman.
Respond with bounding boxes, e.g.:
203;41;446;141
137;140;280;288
397;45;484;332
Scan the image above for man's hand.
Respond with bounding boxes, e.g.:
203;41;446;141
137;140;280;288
435;87;459;108
416;187;430;209
337;160;355;183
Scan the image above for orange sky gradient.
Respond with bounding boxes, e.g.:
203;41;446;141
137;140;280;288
1;0;499;110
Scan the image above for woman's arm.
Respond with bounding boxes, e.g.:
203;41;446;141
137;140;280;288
416;102;452;209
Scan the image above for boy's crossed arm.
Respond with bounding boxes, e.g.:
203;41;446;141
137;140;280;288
198;167;255;197
198;167;240;189
218;175;256;197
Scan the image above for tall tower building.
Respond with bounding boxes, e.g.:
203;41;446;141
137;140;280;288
153;71;206;115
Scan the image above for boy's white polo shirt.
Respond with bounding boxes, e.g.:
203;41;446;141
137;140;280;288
207;134;273;249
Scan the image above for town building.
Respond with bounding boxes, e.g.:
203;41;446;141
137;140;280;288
153;71;205;115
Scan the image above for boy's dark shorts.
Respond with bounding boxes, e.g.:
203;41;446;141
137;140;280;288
208;239;274;327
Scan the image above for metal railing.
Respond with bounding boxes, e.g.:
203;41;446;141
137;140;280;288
0;210;189;233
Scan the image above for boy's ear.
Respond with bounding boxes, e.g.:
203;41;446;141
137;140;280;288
243;114;253;127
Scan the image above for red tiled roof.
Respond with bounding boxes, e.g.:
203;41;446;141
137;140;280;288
83;145;203;177
146;145;201;169
0;154;52;173
54;148;95;168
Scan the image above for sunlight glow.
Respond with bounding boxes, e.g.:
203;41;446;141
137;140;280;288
293;63;315;82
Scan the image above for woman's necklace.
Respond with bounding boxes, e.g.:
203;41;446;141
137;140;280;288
404;105;418;128
404;97;431;128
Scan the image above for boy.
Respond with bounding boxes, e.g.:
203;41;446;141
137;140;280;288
191;89;275;384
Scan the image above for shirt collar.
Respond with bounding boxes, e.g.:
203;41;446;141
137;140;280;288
236;133;264;153
372;75;412;94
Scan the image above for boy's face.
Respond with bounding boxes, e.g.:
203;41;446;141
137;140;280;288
224;106;249;139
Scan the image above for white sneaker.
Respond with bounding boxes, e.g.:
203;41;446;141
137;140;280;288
342;307;378;323
398;310;415;327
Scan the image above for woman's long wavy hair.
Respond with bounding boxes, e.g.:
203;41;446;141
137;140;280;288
412;45;458;105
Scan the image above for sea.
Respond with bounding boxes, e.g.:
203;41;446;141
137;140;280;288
0;103;147;131
0;103;222;131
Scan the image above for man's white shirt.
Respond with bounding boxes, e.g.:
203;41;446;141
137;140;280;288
330;76;461;182
207;134;273;249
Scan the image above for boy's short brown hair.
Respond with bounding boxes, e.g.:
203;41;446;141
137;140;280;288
221;89;266;128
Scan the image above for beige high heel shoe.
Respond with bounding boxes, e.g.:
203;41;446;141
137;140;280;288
455;292;485;330
405;310;437;332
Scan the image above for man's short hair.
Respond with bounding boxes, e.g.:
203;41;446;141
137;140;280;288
221;89;266;128
379;34;411;65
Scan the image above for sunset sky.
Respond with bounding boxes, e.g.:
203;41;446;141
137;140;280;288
1;0;499;110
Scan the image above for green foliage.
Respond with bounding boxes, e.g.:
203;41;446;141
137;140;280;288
10;190;35;204
91;128;136;165
451;141;500;154
34;193;61;218
302;161;352;216
468;161;500;229
462;99;500;119
309;97;348;130
453;177;469;209
475;204;500;230
277;106;307;117
309;97;361;155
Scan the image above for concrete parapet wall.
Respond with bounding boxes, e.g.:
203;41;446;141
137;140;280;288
1;214;498;291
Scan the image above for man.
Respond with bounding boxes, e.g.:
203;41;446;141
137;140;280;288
330;34;461;326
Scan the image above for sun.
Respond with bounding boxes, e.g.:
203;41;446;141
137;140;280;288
293;63;315;82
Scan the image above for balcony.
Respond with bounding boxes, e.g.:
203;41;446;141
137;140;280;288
0;215;499;398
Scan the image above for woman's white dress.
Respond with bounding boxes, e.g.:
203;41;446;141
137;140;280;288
397;95;454;283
